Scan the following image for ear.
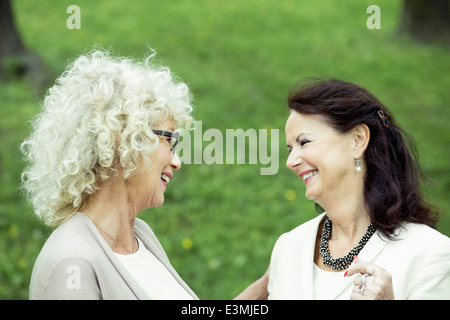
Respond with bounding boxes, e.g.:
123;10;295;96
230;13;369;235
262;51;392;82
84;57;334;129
352;124;370;159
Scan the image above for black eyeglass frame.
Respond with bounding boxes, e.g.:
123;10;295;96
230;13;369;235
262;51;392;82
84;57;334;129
152;129;180;155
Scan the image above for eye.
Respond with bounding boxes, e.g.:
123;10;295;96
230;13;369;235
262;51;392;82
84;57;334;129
165;137;175;149
286;145;292;153
300;139;310;147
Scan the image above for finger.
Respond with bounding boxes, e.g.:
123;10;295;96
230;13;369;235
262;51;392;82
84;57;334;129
350;292;368;300
350;286;370;300
345;257;378;277
352;285;363;294
353;273;372;286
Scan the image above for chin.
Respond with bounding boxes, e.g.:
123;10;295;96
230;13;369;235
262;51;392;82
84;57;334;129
305;184;323;201
306;188;324;201
150;197;165;208
305;193;316;201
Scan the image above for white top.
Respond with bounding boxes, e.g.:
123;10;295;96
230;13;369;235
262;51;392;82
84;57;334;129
312;264;347;300
115;237;194;300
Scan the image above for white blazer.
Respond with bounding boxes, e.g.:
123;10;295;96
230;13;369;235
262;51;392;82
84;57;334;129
268;213;450;300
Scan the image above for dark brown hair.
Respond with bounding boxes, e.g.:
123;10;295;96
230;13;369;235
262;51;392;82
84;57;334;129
288;78;439;239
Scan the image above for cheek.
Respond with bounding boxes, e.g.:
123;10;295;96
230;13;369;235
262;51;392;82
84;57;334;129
303;145;327;168
320;150;353;186
311;141;349;173
155;144;172;166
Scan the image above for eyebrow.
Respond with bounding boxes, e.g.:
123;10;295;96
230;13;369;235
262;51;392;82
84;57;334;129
286;133;312;149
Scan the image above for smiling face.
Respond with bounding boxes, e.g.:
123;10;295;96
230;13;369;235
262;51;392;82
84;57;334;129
126;121;181;211
285;111;359;206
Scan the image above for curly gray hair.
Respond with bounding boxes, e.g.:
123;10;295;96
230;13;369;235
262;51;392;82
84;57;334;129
21;50;193;226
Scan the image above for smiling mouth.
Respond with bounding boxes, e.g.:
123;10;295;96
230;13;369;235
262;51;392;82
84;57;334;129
301;170;318;183
161;174;170;184
160;172;172;188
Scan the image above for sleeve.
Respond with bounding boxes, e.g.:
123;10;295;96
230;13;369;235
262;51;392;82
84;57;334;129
407;238;450;300
267;233;287;299
30;257;102;300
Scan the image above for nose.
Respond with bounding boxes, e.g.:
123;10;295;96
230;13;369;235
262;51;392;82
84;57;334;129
286;149;302;170
170;153;182;171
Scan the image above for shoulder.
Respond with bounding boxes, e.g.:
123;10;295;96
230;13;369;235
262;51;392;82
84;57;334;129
385;222;450;269
274;213;324;249
31;212;104;269
389;223;450;299
35;213;101;262
268;214;324;299
374;222;449;269
30;213;104;299
390;223;450;270
385;223;449;271
270;213;324;265
394;222;450;252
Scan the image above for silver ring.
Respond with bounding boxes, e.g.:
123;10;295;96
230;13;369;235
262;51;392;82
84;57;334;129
361;273;370;286
358;285;366;295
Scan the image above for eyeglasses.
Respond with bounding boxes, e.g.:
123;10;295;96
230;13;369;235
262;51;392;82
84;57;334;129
152;129;179;156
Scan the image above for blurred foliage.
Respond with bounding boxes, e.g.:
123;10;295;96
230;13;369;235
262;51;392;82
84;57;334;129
0;0;449;299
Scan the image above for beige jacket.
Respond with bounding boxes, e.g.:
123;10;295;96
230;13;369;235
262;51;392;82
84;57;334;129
29;212;198;300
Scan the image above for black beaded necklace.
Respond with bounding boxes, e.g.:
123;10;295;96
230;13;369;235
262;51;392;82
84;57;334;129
319;215;376;271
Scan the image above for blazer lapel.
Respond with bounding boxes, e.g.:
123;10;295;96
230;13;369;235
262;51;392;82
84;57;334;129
134;226;199;300
78;213;151;299
328;230;391;299
359;231;391;263
300;213;326;299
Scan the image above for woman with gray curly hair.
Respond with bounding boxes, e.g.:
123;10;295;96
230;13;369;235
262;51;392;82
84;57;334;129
22;50;268;300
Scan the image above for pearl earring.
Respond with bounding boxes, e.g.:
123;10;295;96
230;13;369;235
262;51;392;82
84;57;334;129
355;159;362;173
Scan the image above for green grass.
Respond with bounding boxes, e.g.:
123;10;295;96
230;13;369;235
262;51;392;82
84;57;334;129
1;0;449;299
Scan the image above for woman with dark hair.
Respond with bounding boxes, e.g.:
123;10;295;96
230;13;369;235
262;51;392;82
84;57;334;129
268;79;449;300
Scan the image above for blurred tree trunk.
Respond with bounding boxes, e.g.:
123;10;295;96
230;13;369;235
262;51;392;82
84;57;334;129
400;0;450;44
0;0;50;93
0;0;25;59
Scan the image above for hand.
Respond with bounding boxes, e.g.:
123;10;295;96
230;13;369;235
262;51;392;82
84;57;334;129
345;257;395;300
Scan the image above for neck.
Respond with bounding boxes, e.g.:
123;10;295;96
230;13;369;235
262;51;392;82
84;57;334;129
80;176;139;254
318;188;370;244
314;177;373;270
